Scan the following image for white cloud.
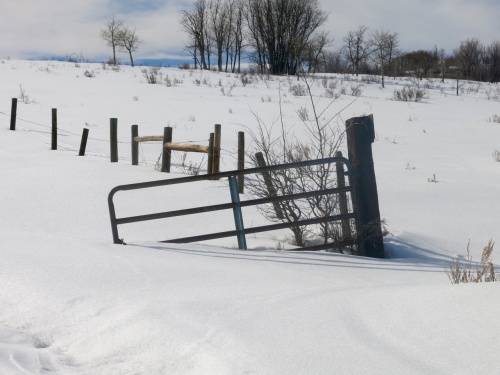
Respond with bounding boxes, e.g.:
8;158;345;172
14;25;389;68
0;0;499;61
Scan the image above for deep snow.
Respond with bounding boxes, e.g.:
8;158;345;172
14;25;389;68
1;59;499;374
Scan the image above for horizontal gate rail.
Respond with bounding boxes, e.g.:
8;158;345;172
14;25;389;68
108;156;359;250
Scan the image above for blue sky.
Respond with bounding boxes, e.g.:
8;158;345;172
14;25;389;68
1;0;499;64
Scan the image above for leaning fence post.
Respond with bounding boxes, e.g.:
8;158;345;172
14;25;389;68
345;114;384;258
238;131;245;193
161;126;172;172
131;125;139;165
335;151;351;241
213;124;221;175
51;108;57;150
79;128;89;156
207;132;214;174
10;98;17;130
255;152;283;219
110;118;118;162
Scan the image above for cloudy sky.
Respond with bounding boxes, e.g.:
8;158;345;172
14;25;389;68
1;0;499;63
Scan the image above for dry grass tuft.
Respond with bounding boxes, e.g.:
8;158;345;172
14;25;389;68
445;240;499;284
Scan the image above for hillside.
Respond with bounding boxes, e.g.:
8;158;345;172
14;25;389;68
1;59;499;374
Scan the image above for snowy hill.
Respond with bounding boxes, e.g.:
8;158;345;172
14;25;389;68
1;59;499;374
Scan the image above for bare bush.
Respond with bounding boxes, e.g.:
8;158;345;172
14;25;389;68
493;149;500;162
297;107;309;121
247;76;356;249
489;114;500;123
445;240;499;284
289;83;307;96
393;87;426;102
142;67;161;84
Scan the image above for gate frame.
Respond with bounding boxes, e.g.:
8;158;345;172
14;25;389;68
108;156;362;253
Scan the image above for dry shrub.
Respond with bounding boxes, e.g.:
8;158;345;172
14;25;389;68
445;240;499;284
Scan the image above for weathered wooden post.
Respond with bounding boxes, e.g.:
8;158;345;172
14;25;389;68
255;152;283;219
238;131;245;193
79;128;89;156
207;133;214;174
10;98;17;130
213;124;221;176
51;108;57;150
131;125;139;165
335;151;351;241
161;126;172;172
345;114;384;258
110;118;118;162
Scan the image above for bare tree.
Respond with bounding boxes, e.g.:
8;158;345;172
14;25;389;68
118;27;142;67
180;0;209;70
223;0;245;73
100;15;125;65
485;41;500;83
370;29;399;88
454;37;484;79
247;77;357;248
245;0;328;75
303;31;332;73
343;25;372;76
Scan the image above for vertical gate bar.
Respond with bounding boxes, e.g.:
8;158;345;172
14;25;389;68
228;176;247;250
335;151;352;240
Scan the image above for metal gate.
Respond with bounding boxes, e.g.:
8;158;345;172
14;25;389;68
108;156;359;252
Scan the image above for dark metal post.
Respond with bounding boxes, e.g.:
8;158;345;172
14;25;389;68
51;108;57;150
131;124;139;165
161;126;172;172
10;98;17;130
229;176;247;250
335;151;352;241
79;128;89;156
110;118;118;162
345;115;384;258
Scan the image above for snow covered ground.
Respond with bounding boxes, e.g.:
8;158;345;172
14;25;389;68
1;59;499;374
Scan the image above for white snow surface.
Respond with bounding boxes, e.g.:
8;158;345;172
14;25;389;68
1;59;499;374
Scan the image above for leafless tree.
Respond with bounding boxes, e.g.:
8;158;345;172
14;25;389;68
247;77;356;248
224;0;245;73
485;41;500;83
100;15;125;65
245;0;328;75
370;29;399;87
454;37;484;79
118;27;142;67
343;25;372;76
180;0;209;70
303;31;332;73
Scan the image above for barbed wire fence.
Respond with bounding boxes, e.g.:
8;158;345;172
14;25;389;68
2;106;242;176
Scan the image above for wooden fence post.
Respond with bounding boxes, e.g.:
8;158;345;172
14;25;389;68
335;151;351;241
345;114;384;258
79;128;89;156
131;125;139;165
161;126;172;172
110;118;118;162
207;133;214;174
212;124;221;178
255;152;283;219
51;108;57;150
238;131;245;193
10;98;17;131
